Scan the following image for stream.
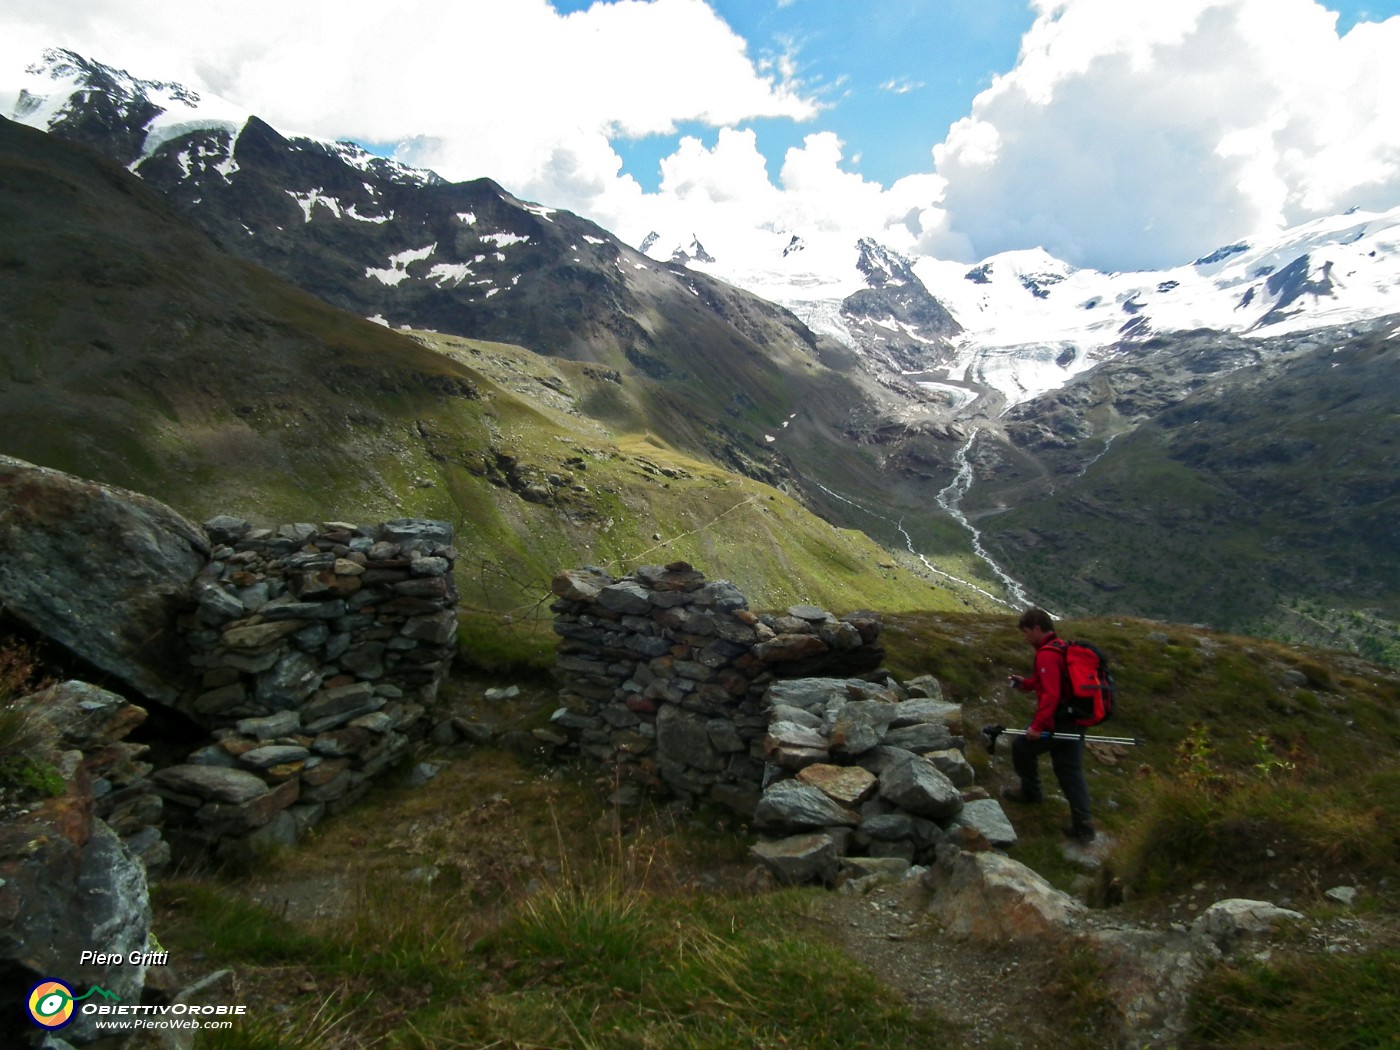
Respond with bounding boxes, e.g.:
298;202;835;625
812;482;1011;608
933;432;1039;610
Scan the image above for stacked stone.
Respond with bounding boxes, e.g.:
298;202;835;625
161;517;458;858
26;680;170;871
548;562;884;813
751;675;1018;886
0;689;154;1045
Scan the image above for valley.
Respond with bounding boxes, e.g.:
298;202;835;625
1;28;1399;1050
2;47;1398;663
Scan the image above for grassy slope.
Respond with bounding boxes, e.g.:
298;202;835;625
0;116;994;618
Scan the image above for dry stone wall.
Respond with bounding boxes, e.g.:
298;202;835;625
750;675;1018;885
152;517;459;861
548;562;884;813
549;560;1020;886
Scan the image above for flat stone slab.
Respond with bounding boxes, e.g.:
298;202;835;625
752;831;841;886
796;763;878;806
154;765;268;804
240;745;311;769
755;780;860;830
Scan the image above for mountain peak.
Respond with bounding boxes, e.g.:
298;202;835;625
671;235;715;265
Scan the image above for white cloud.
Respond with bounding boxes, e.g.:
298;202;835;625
0;1;816;207
2;0;1397;274
878;77;924;95
928;0;1400;270
612;127;943;264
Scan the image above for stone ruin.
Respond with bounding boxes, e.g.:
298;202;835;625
4;513;458;868
547;561;884;813
0;456;462;1039
157;516;459;863
0;458;459;867
547;561;1017;884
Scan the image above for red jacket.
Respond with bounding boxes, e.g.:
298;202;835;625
1016;634;1066;735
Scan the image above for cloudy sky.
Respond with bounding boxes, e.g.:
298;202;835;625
3;0;1399;272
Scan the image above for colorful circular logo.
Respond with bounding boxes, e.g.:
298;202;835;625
28;980;76;1029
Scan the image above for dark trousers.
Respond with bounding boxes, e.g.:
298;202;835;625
1011;732;1092;824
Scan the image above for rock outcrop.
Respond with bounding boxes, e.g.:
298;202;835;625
0;737;153;1047
0;455;208;703
922;843;1086;939
24;680;169;871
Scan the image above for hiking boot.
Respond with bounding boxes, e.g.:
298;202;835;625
1001;786;1042;805
1065;821;1097;842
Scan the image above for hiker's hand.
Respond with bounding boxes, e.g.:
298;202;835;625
1007;675;1022;689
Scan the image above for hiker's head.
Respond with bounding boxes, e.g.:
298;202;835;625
1017;607;1054;644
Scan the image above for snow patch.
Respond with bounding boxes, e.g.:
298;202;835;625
365;243;437;286
286;189;341;223
427;262;475;286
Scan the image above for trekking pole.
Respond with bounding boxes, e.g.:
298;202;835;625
981;724;1140;754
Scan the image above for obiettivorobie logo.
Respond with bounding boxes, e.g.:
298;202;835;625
26;976;248;1033
27;980;120;1029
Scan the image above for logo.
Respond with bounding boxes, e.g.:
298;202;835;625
27;980;120;1029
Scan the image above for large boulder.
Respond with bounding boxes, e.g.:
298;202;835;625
923;844;1086;939
0;456;208;703
878;753;963;820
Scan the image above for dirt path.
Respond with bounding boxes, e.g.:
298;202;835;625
803;877;1071;1049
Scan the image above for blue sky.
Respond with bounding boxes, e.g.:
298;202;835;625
4;0;1400;271
562;0;1400;204
590;0;1039;192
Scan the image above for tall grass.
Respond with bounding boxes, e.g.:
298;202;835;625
153;765;951;1049
159;869;949;1049
1188;950;1400;1049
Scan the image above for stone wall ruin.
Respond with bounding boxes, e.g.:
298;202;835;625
0;455;459;866
158;516;458;861
547;562;884;813
548;561;1019;885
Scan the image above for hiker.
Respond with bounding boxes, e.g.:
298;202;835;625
1001;608;1096;842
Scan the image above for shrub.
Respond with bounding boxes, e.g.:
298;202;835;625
0;636;62;800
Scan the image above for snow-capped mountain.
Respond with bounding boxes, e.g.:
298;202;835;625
3;49;438;190
0;46;866;492
644;206;1400;409
18;45;1392;419
4;46;1398;655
